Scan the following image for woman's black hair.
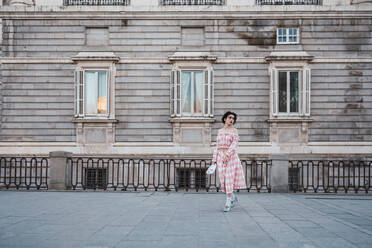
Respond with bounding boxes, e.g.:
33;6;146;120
221;111;237;124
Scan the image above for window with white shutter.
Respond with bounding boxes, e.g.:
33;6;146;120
270;67;311;117
170;68;214;118
75;68;110;118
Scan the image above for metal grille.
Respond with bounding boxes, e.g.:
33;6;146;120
67;157;272;192
63;0;130;5
0;157;48;190
177;169;191;188
176;168;207;190
289;160;372;193
85;168;107;189
256;0;321;5
160;0;225;5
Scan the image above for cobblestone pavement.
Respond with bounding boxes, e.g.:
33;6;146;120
0;191;372;248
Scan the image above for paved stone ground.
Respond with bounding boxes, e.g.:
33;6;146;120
0;191;372;248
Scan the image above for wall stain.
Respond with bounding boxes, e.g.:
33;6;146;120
227;19;276;48
348;70;363;76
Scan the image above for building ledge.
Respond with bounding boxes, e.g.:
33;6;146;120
169;117;215;123
71;52;120;62
267;118;313;123
72;118;118;123
265;51;314;62
168;52;217;62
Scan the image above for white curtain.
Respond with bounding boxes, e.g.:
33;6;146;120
85;71;97;115
194;72;203;114
181;72;191;113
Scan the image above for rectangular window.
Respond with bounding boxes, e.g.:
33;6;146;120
278;71;299;114
85;71;108;115
171;68;213;118
181;71;204;115
75;69;109;117
277;28;299;44
271;68;311;117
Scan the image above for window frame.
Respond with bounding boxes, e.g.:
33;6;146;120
170;66;214;118
277;70;300;115
82;69;110;118
270;66;311;118
75;65;114;119
180;70;205;117
277;28;300;45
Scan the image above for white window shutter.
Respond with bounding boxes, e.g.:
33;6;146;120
74;68;83;117
304;68;311;116
170;70;180;117
299;70;304;116
270;68;278;116
170;70;175;117
203;70;208;117
176;70;181;116
209;69;214;117
106;69;111;117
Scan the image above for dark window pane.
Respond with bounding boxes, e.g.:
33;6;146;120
278;71;287;113
290;72;299;113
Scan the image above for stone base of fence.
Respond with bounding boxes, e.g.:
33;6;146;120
269;154;289;193
49;151;72;190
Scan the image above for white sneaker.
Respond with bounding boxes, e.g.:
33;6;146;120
231;195;238;208
223;198;232;212
223;204;231;212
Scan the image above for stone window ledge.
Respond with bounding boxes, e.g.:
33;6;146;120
265;51;314;62
266;118;313;123
71;52;119;62
169;117;215;123
72;118;118;123
168;52;217;62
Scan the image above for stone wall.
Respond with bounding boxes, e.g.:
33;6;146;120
0;6;372;149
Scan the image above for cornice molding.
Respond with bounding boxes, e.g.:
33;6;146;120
3;57;372;64
1;6;372;19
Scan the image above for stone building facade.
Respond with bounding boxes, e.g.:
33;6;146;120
0;0;372;191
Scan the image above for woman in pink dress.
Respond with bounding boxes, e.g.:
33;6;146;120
212;111;246;212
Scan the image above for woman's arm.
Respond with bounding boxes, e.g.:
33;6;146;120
212;147;217;164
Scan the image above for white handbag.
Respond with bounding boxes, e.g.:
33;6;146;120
206;163;216;175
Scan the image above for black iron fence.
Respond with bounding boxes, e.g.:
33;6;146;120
67;157;272;192
160;0;225;5
0;157;49;190
256;0;321;5
63;0;130;5
289;160;372;193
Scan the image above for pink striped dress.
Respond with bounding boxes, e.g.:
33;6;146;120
212;129;246;193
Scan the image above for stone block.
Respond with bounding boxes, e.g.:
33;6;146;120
49;151;72;190
269;154;289;193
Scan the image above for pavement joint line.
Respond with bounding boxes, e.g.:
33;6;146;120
275;196;361;247
288;195;372;237
305;197;372;200
306;197;372;223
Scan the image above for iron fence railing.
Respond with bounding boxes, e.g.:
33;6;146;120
0;157;49;190
160;0;225;5
67;157;272;192
256;0;321;5
63;0;130;5
289;160;372;193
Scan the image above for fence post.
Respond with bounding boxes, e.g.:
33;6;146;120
49;151;72;190
269;154;289;193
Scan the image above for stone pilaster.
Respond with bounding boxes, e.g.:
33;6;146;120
269;154;289;193
49;151;72;190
